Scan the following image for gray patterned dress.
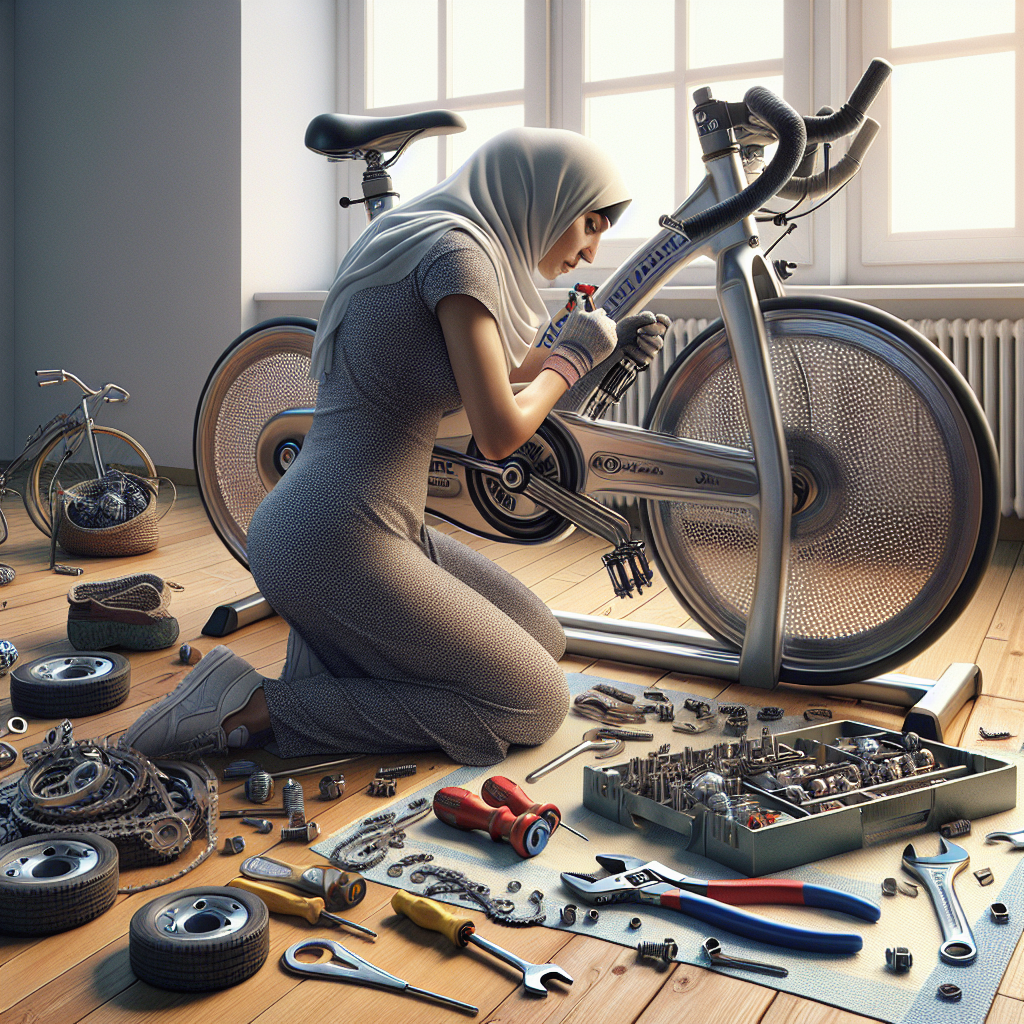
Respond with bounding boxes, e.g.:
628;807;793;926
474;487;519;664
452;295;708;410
246;231;569;766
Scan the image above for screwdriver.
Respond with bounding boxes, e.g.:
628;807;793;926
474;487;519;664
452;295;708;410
228;877;378;938
481;776;588;841
433;786;550;858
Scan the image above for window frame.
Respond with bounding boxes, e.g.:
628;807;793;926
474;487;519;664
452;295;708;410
856;0;1024;269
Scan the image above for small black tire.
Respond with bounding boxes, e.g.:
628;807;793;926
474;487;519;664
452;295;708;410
10;651;131;718
0;832;119;935
129;886;270;992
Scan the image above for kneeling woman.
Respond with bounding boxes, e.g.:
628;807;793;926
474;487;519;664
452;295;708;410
124;127;665;766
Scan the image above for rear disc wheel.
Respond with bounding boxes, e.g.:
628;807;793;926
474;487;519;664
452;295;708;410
641;297;999;684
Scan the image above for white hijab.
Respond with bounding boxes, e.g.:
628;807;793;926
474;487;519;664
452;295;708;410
309;127;630;381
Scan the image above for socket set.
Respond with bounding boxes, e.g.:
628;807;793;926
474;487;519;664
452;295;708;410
582;720;1016;875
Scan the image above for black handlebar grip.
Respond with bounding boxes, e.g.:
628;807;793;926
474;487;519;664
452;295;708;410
804;59;892;143
679;86;806;243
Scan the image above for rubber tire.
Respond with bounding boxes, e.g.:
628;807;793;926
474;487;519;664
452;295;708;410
24;425;157;537
129;886;270;992
0;832;119;936
10;651;131;718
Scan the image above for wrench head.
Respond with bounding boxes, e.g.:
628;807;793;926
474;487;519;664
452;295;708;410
522;964;574;996
902;836;969;868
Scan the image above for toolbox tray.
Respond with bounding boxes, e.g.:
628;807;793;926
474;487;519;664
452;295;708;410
582;720;1016;876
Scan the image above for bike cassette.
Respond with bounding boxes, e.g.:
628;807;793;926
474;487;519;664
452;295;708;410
602;541;654;598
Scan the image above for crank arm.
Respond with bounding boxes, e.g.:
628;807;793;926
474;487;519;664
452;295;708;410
432;444;633;548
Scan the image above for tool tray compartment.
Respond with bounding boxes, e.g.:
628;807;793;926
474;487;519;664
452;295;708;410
582;720;1016;876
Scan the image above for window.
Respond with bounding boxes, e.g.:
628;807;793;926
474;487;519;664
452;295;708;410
343;1;1023;285
859;0;1023;266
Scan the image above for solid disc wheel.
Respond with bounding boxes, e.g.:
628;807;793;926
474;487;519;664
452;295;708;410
641;297;999;684
10;651;131;718
129;886;270;991
0;833;119;935
25;426;157;536
193;318;319;568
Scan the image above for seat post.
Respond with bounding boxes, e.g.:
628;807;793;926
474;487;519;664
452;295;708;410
361;153;398;222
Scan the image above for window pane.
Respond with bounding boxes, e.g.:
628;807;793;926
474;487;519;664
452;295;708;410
394;138;439;205
686;75;782;193
586;0;673;81
449;105;525;173
688;0;783;68
452;0;523;96
368;0;437;108
587;89;675;237
891;54;1014;232
891;0;1013;48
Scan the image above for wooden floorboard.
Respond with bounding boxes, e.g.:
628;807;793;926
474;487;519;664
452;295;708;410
0;487;1020;1023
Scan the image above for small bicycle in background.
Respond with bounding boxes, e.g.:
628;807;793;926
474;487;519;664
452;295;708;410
0;369;155;545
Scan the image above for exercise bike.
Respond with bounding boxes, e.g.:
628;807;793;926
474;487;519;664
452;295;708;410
194;60;998;739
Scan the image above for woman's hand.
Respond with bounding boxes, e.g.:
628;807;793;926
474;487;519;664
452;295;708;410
541;304;618;387
616;311;671;368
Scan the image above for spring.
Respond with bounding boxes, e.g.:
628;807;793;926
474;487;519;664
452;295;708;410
282;778;305;826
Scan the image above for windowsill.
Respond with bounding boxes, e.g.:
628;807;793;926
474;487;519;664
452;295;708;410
255;282;1024;324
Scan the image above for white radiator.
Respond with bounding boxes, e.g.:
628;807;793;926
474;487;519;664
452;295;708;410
607;316;1024;518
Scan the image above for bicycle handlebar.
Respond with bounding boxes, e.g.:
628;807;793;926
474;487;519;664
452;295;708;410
663;59;892;245
776;118;880;202
35;369;130;402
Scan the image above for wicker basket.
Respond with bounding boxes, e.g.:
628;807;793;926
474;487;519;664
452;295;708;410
57;474;176;558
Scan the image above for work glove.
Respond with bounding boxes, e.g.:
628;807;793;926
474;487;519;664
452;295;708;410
617;311;671;369
542;304;618;388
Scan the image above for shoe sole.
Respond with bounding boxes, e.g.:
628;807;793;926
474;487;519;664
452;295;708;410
68;618;179;652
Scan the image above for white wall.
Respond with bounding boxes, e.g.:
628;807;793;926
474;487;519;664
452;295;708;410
240;0;337;331
0;0;12;462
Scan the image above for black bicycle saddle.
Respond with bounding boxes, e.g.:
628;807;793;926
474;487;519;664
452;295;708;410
305;109;466;157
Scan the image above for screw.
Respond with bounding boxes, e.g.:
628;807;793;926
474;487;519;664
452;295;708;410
560;904;577;926
282;778;305;826
637;939;679;963
885;946;912;973
221;835;245;855
240;817;273;834
280;821;320;842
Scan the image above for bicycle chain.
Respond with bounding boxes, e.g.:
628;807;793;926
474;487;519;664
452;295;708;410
406;865;547;926
328;798;431;870
0;721;217;891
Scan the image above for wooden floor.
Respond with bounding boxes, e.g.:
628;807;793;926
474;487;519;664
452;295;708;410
1;485;1024;1023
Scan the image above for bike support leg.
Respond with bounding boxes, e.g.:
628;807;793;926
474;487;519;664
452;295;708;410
555;611;980;742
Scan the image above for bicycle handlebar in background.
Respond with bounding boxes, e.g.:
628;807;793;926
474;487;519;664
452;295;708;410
35;369;130;403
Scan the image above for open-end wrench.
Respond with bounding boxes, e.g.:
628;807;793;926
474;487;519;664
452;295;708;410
986;828;1024;849
392;891;573;996
525;728;652;784
902;838;977;964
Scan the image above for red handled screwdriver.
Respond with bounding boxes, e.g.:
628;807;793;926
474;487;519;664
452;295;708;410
433;786;551;858
481;776;589;841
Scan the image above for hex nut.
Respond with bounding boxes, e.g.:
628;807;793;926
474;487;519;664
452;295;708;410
885;946;912;973
221;835;245;855
992;902;1010;924
937;983;962;1002
586;908;600;923
629;917;642;930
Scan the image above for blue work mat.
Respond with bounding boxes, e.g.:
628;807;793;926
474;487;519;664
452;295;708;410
314;673;1024;1024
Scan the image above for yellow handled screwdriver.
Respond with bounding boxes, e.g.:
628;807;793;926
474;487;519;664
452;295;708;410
391;890;573;996
229;877;378;938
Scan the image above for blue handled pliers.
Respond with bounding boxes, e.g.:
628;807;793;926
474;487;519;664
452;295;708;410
560;854;880;954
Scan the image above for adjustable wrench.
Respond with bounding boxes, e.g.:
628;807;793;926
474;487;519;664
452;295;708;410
901;838;977;964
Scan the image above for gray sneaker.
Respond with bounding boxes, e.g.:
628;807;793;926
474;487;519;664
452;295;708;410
122;645;264;758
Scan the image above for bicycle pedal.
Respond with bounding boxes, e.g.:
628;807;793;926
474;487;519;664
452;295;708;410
602;541;654;599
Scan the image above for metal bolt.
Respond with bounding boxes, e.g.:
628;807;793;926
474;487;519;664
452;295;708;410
637;939;679;963
560;904;577;926
282;778;305;826
280;821;320;842
319;773;346;800
885;946;912;973
244;770;274;804
240;817;273;834
221;835;245;855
